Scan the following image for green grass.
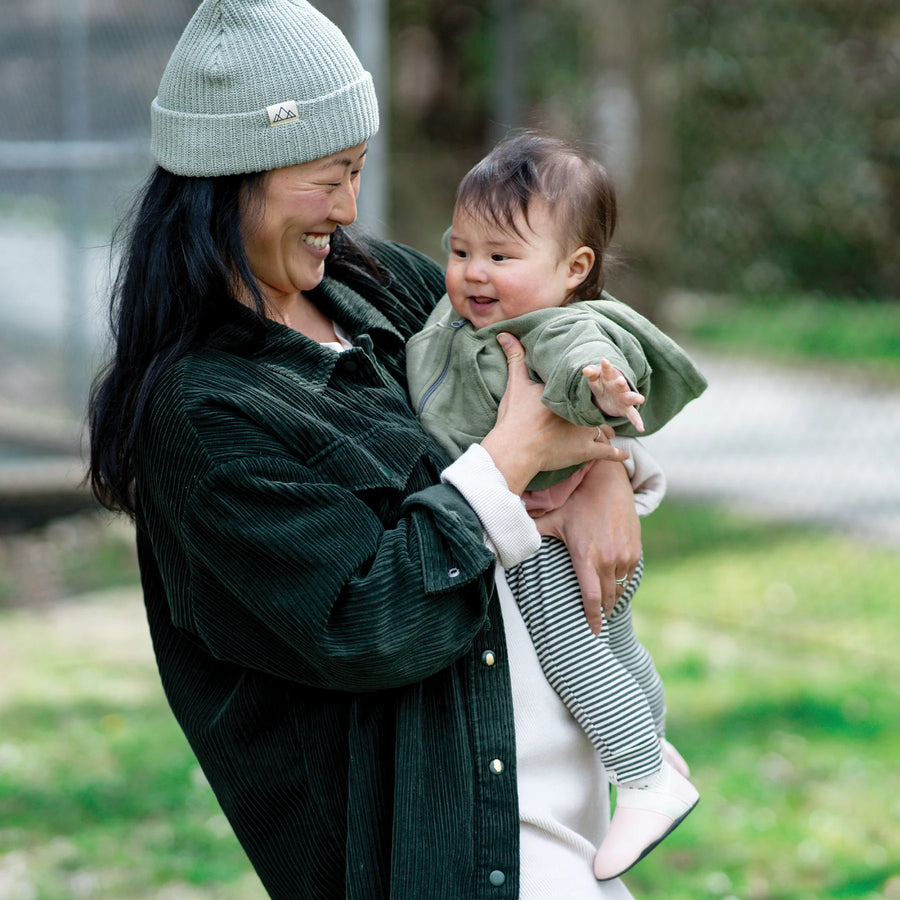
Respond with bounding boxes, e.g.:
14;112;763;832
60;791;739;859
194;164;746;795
672;293;900;379
0;584;269;899
1;506;899;898
629;504;900;899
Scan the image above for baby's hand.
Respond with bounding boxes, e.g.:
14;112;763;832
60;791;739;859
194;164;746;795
583;359;645;433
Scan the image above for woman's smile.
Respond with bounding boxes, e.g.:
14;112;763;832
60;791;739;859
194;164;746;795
301;232;331;251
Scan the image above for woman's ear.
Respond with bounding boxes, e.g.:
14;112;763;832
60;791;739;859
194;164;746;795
565;245;595;293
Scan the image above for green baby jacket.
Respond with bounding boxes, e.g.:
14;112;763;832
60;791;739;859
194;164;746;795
406;292;708;489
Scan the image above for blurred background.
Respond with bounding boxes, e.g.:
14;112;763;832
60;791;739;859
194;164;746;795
1;1;899;898
0;0;898;536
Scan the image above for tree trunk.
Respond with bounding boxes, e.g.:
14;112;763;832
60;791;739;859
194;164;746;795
587;0;673;321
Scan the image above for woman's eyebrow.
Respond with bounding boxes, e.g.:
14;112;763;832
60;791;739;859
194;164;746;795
315;147;368;171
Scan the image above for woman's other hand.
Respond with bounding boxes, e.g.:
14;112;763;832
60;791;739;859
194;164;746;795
533;459;642;634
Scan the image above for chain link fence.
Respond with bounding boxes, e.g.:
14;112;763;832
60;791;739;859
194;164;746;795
1;0;897;543
0;1;195;422
0;0;387;426
0;1;196;527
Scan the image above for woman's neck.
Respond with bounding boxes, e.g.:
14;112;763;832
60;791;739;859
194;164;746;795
274;293;339;342
245;284;338;343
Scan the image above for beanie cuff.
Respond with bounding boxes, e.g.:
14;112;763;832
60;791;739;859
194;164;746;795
151;72;379;177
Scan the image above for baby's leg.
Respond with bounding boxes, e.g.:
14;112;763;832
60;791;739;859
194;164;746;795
605;557;666;737
508;539;699;882
592;556;698;881
506;537;662;784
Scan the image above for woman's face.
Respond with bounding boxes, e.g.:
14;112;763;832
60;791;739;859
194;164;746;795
240;143;367;298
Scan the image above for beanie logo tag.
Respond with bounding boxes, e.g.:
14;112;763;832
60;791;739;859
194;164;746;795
267;100;299;126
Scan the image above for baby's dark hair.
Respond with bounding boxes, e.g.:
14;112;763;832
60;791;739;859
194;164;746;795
454;131;617;300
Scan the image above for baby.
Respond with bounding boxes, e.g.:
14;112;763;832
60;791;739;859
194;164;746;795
407;132;707;880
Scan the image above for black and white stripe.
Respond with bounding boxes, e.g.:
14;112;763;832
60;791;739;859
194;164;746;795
506;537;666;784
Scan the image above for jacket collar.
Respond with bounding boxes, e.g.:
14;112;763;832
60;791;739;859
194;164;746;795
313;276;404;348
216;274;404;359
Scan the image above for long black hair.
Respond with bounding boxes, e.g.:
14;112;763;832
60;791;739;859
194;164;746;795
87;166;381;517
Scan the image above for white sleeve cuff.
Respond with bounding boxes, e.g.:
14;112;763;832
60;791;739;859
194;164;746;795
611;436;667;517
441;444;541;568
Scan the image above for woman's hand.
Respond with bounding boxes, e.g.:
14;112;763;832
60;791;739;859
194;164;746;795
481;334;628;495
533;458;642;634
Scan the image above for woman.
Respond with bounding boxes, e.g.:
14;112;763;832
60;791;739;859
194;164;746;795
88;1;643;896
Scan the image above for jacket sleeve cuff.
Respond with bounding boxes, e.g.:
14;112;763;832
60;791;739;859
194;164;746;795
612;436;668;517
441;444;541;567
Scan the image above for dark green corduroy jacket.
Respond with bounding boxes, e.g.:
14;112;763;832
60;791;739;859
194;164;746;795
134;242;521;898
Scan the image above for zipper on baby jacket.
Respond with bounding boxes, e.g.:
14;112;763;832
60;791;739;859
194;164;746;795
416;319;466;417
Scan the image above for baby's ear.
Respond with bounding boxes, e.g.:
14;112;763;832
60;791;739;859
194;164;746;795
565;245;595;291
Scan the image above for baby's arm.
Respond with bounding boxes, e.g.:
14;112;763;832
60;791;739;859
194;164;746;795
582;359;646;433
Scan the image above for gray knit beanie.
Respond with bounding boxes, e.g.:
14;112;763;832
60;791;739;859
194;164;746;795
151;0;379;177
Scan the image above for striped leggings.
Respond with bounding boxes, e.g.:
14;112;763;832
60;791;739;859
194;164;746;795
506;537;666;784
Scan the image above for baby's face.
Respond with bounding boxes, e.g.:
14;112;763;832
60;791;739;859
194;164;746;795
445;201;583;329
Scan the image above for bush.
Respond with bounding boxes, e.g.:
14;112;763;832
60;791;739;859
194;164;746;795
669;0;900;298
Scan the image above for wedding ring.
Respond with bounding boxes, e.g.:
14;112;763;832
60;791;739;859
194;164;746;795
594;426;604;442
615;575;629;586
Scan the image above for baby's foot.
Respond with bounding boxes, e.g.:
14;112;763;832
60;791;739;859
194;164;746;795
659;737;691;778
593;760;699;881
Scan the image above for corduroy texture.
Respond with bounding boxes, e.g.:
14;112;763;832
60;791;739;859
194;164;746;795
134;242;522;898
151;0;379;176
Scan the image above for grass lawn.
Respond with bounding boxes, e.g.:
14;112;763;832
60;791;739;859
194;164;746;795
0;583;269;900
1;506;898;898
626;503;900;899
668;292;900;381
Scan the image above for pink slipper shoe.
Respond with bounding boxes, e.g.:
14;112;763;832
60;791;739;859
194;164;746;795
593;760;699;881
